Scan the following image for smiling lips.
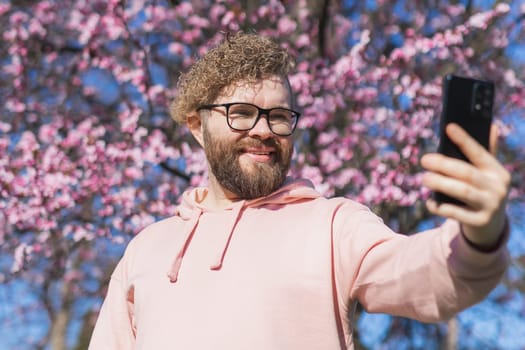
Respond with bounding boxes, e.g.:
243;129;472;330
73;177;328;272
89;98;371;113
241;147;275;162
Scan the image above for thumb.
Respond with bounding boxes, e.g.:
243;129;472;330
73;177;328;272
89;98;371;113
489;123;499;156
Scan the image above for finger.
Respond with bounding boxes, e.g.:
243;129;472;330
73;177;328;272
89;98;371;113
425;199;490;227
421;153;484;187
422;161;509;211
445;123;496;168
489;123;499;156
422;172;488;209
421;152;511;202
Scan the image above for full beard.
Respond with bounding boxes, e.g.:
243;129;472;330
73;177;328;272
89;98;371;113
203;127;292;200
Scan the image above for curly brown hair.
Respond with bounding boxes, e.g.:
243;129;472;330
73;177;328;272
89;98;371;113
169;32;295;124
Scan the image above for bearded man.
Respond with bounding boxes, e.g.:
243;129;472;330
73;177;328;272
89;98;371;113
89;33;510;350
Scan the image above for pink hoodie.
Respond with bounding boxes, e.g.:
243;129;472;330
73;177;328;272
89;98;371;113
89;179;508;349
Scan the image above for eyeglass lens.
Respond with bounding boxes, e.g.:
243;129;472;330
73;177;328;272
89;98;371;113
227;103;296;135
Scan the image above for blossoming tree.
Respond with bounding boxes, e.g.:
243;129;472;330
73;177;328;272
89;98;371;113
1;0;524;349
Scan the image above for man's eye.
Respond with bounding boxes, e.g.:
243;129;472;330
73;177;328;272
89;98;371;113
230;107;255;117
232;111;252;117
270;110;293;122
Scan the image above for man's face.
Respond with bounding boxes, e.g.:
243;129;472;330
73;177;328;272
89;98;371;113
200;76;294;199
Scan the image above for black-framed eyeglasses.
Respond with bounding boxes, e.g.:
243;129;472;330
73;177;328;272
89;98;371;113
197;102;301;136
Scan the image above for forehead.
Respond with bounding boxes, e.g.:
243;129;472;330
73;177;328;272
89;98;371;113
215;76;292;106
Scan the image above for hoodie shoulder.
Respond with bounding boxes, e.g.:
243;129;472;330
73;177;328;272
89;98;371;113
312;195;372;214
129;215;184;247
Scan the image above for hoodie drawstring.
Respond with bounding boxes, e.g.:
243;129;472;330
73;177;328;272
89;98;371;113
167;209;202;283
210;201;245;270
167;201;246;283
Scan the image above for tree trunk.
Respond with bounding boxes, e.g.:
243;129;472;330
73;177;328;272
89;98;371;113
446;317;458;350
49;277;74;350
74;309;99;350
50;306;70;350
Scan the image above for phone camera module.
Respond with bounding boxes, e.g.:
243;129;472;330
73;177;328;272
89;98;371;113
472;82;492;118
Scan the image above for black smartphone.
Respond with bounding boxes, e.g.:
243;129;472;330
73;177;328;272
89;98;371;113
434;74;495;205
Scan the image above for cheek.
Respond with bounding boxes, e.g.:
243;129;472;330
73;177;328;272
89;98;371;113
280;138;294;156
203;120;237;147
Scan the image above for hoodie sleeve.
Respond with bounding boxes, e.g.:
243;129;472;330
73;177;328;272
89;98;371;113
89;250;136;349
333;204;509;322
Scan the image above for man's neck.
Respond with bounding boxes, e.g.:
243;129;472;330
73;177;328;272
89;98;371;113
203;177;242;210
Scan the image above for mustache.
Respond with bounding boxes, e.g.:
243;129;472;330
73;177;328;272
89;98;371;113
234;137;280;151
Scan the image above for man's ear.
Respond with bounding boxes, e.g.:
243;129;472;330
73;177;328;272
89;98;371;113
187;112;204;147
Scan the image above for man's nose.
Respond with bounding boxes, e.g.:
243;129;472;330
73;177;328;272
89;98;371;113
248;114;273;139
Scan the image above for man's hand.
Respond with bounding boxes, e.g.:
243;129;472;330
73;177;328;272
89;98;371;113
421;123;511;249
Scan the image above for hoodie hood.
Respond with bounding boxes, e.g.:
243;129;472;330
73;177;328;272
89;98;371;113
167;178;321;283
